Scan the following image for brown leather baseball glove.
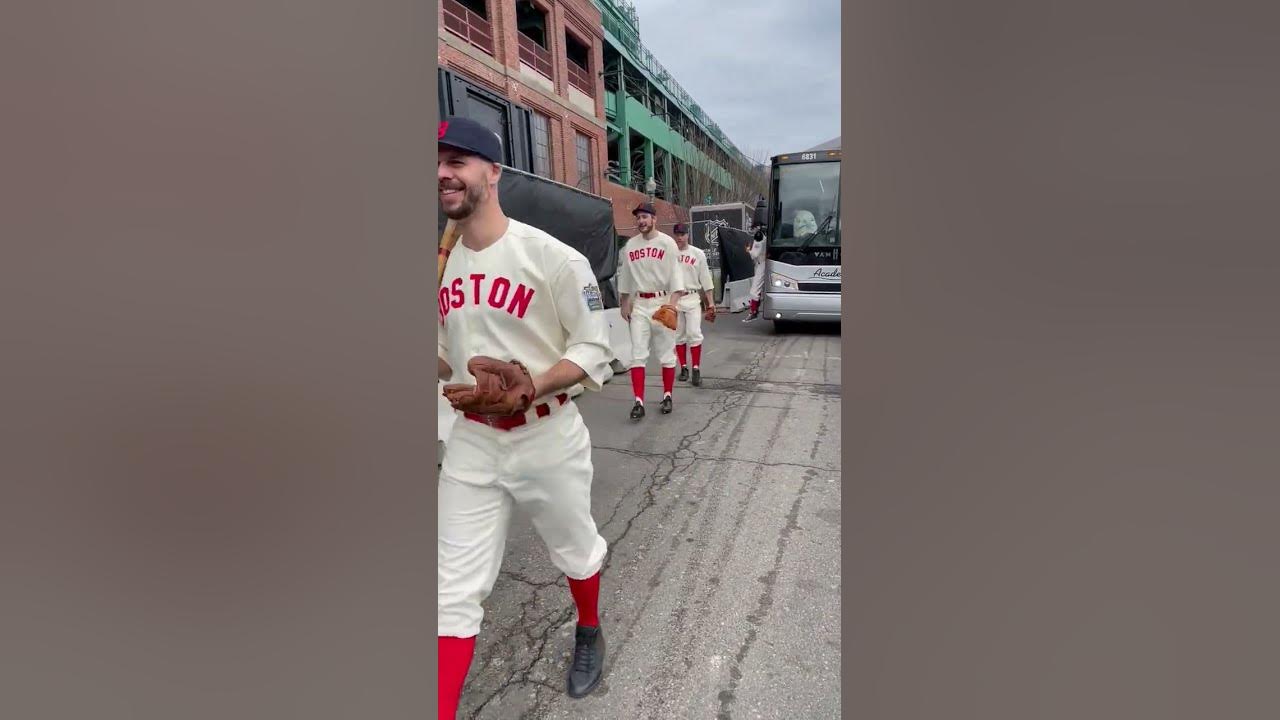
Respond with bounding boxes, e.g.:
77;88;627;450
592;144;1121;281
703;306;717;323
651;304;678;331
442;357;536;415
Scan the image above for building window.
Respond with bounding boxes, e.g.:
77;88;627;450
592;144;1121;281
564;31;594;97
575;132;592;191
515;1;553;79
531;112;552;179
442;0;494;55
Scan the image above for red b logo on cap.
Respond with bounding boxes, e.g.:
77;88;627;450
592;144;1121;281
438;121;448;140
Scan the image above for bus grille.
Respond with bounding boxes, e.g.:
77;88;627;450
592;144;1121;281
798;282;840;293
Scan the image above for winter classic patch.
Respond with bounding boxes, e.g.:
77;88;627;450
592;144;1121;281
582;284;604;311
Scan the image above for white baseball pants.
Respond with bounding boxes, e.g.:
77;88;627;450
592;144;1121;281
675;293;703;346
438;401;608;638
749;264;766;301
628;295;678;369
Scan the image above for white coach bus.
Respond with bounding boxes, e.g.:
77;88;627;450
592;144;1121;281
754;139;841;330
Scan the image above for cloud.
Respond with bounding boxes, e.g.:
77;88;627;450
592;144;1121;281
629;0;841;160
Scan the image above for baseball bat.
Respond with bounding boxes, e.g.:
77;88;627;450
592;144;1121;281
437;218;459;286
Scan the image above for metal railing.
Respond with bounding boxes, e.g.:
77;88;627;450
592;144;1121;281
442;0;494;55
517;34;553;79
566;59;594;97
596;0;753;171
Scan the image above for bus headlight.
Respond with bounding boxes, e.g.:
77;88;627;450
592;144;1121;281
771;272;799;291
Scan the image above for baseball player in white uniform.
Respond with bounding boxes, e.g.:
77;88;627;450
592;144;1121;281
745;228;767;321
436;117;612;718
671;223;715;386
617;203;684;419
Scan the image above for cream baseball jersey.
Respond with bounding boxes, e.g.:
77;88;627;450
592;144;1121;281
616;232;681;295
677;244;713;292
438;219;613;399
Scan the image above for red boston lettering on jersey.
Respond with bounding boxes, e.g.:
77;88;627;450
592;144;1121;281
488;277;511;308
680;255;697;265
450;277;464;308
628;247;666;262
507;283;535;318
439;273;537;322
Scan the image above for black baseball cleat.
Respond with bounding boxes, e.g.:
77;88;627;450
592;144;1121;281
660;395;673;414
678;366;689;382
691;368;702;386
567;624;606;699
630;401;645;420
743;312;759;322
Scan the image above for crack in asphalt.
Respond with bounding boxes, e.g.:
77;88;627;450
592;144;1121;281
694;375;841;389
619;336;824;716
463;331;826;719
634;383;797;717
498;570;565;589
591;335;781;545
594;445;837;474
469;601;576;718
716;468;817;720
583;336;784;713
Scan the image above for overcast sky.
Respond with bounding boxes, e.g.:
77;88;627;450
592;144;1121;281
630;0;841;163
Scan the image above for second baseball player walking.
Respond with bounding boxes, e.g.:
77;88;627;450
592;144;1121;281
617;203;684;419
672;223;716;386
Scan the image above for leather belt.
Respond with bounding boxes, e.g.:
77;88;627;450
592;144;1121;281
464;394;570;431
637;292;662;298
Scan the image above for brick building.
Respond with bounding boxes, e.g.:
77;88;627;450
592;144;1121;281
438;0;608;193
439;0;689;240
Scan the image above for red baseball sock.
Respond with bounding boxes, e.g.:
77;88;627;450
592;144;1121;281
691;344;702;368
662;366;675;395
675;344;687;367
567;571;601;627
438;635;476;720
630;366;645;402
749;299;759;314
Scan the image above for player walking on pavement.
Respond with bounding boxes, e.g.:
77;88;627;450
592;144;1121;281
672;223;716;386
617;203;684;419
436;117;612;719
744;227;767;321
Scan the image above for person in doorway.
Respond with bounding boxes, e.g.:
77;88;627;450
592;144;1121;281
744;227;766;322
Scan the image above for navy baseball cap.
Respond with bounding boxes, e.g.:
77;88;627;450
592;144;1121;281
673;223;689;234
438;116;503;164
632;202;657;217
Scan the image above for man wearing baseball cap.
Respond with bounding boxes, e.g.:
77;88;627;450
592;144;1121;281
437;118;505;224
671;223;716;385
616;202;683;419
437;114;614;717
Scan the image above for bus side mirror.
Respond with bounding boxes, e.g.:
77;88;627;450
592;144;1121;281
752;199;767;228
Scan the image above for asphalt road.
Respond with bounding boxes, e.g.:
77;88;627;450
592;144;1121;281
452;312;842;720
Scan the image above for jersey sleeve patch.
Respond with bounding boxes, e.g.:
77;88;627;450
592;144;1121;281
582;284;604;311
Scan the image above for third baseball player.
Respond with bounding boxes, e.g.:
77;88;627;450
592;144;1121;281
672;222;715;386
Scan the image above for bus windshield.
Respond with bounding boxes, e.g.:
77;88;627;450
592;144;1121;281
770;161;840;249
